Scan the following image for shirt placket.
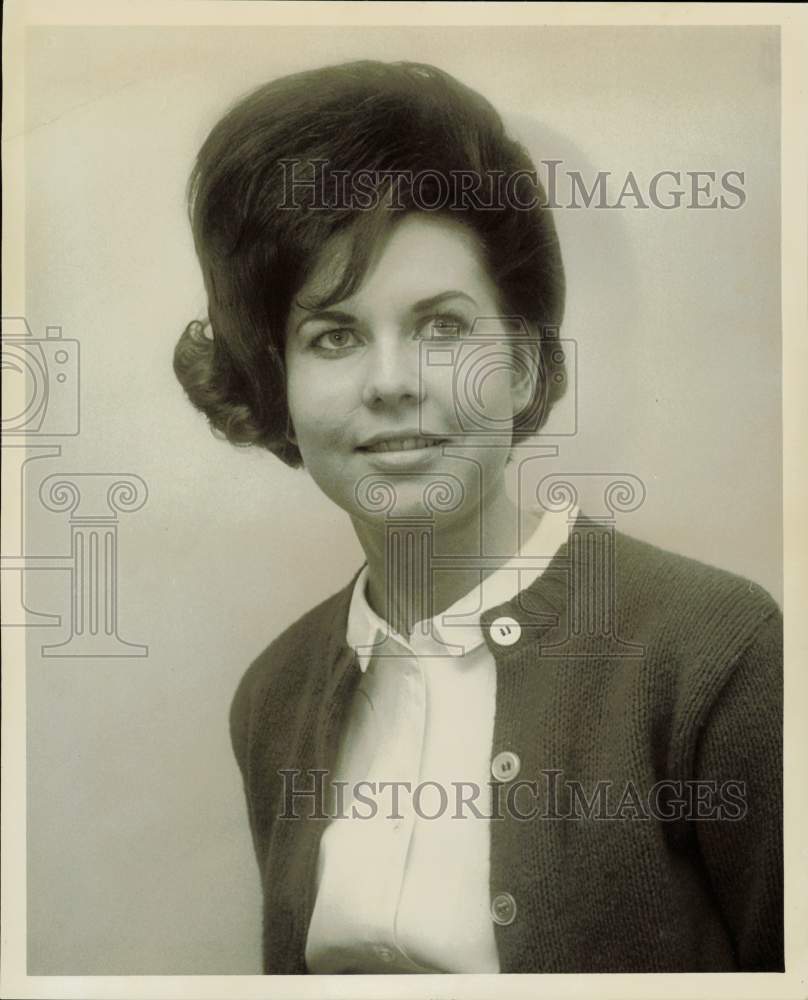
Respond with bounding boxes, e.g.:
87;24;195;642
368;636;429;971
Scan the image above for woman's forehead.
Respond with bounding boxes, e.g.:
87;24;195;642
294;213;494;316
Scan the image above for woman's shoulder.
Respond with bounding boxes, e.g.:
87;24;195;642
575;521;783;787
228;571;359;768
602;520;782;628
559;515;782;693
600;522;782;713
238;572;357;694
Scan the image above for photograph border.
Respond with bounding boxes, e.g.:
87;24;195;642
2;2;806;998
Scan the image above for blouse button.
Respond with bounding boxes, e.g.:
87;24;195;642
491;891;518;926
491;750;521;782
490;616;521;646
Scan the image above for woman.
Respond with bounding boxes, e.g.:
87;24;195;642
173;60;783;974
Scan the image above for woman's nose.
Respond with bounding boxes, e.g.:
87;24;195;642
360;339;426;409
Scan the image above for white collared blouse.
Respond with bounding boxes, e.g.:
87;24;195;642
304;507;577;974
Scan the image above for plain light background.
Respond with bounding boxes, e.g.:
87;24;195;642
22;25;780;973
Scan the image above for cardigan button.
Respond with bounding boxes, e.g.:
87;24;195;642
491;750;521;782
491;891;517;926
490;616;521;646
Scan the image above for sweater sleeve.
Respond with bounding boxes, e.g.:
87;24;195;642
229;660;256;781
229;655;270;868
693;605;784;971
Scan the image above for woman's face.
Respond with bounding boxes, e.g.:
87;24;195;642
284;213;532;527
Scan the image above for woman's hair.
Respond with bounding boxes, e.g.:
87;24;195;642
174;60;566;467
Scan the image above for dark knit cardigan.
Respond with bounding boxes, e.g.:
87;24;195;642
229;514;783;973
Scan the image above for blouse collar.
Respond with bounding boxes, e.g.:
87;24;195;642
345;505;579;671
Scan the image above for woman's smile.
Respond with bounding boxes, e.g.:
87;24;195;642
356;431;452;469
358;439;447;470
359;435;447;453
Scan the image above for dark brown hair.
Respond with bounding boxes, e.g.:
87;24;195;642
174;60;566;467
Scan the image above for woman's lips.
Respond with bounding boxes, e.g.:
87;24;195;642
357;436;451;469
360;436;447;453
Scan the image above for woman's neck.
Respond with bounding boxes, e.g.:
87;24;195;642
351;484;539;638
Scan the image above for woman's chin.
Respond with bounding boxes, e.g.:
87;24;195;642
345;462;469;524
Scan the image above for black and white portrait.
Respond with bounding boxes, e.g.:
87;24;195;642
4;4;803;998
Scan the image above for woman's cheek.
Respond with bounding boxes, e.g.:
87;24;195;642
426;367;462;429
287;362;346;437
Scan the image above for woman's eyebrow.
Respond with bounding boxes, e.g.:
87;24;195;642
295;308;356;334
294;290;478;334
411;290;478;312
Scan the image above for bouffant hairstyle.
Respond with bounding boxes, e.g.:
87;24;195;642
174;60;566;467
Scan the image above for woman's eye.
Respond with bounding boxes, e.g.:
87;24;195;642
312;329;359;351
420;313;469;339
